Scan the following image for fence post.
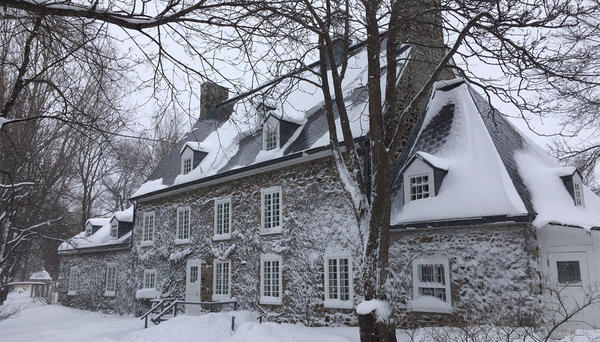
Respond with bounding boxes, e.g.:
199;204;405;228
231;316;235;331
144;315;148;329
173;302;177;317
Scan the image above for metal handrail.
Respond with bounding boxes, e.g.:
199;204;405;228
142;299;238;328
140;298;175;328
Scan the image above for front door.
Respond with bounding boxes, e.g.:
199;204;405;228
186;259;202;314
547;251;596;329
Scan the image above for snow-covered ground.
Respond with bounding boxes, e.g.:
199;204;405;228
1;290;599;342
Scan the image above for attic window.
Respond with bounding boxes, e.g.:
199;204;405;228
574;182;584;207
263;120;279;151
409;175;430;200
85;224;92;236
182;157;192;175
110;221;118;239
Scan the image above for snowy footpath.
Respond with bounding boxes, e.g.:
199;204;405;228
1;291;600;342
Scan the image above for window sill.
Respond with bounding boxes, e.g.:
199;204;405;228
260;296;282;305
104;291;116;297
140;240;154;248
67;291;77;296
212;294;232;302
212;234;232;241
324;299;353;309
260;227;283;236
174;238;191;245
410;298;452;313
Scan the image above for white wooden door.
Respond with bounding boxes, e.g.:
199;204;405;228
185;259;202;314
547;251;596;328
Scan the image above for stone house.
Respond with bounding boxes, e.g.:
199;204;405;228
57;37;600;328
57;207;136;314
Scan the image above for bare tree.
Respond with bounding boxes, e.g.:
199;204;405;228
3;1;600;341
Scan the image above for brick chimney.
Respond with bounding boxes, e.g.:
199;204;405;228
200;82;228;117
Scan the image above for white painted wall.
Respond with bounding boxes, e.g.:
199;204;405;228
537;225;600;329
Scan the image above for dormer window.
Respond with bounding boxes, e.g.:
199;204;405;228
110;221;118;239
409;175;430;200
182;157;192;175
574;181;584;207
401;152;448;203
85;223;92;236
559;168;585;207
263;119;279;151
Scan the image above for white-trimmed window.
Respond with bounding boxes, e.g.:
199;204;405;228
261;187;282;234
213;259;231;300
142;211;155;246
176;207;191;242
85;223;92;236
214;197;232;239
182;157;192;175
68;266;78;295
104;263;117;296
574;182;584;207
260;254;282;305
324;254;353;309
409;174;430;200
411;257;451;313
263;120;279;151
110;221;118;239
143;269;157;289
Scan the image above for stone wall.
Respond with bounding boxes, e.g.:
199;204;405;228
58;248;137;314
134;156;362;326
388;223;542;327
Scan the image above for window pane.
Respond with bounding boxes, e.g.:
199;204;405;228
557;261;581;284
328;259;338;299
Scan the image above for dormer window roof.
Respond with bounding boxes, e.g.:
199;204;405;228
559;167;585;207
400;152;449;203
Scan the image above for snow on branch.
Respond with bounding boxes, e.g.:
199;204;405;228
1;0;249;30
356;299;391;322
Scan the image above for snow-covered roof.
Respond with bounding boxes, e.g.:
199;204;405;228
132;41;411;199
59;215;131;252
112;206;134;223
29;270;51;281
391;78;600;231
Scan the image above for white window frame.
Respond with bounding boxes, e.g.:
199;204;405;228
141;211;155;247
411;257;452;313
143;269;157;289
212;259;232;301
574;181;584;207
324;253;353;309
408;174;431;201
260;254;282;305
104;263;117;297
68;266;78;296
176;206;191;244
261;186;283;234
182;157;192;175
110;220;118;239
85;223;92;236
262;119;280;151
213;197;232;240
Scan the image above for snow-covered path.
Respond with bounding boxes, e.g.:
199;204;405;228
0;291;358;342
2;291;600;342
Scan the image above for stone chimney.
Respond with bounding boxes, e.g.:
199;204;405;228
327;9;351;69
200;82;229;117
